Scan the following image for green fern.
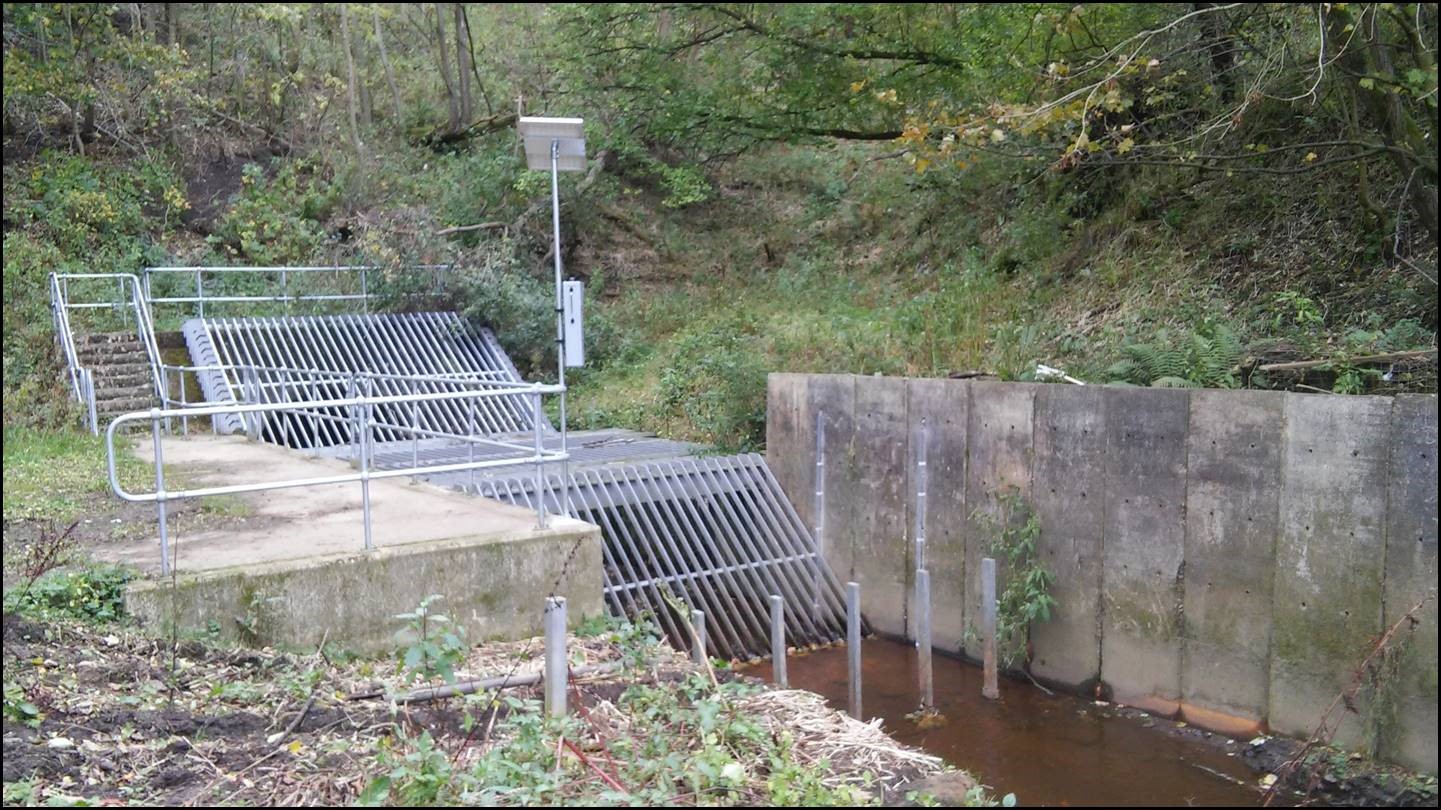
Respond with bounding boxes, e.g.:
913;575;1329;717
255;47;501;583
1108;323;1242;388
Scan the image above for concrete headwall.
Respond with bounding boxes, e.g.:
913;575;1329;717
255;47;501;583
767;373;1438;773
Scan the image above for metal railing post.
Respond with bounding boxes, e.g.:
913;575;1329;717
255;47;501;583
916;568;934;711
533;390;548;529
691;609;707;665
411;377;419;468
544;596;568;717
847;582;862;719
152;410;171;576
770;594;788;687
982;556;999;700
467;396;477;490
195;269;204;318
360;378;374;551
813;410;825;616
180;373;189;436
914;419;928;574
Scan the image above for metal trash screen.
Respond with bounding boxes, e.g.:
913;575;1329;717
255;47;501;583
472;453;850;661
183;312;545;443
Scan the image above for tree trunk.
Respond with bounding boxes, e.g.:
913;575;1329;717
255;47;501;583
454;3;473;124
374;6;403;122
339;4;365;157
434;3;460;134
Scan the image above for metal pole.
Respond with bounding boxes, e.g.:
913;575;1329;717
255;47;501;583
467;397;476;490
152;410;171;576
914;419;928;573
195;269;204;318
691;609;707;665
180;373;189;436
533;391;547;529
916;568;934;711
410;377;419;469
812;410;825;616
551;139;570;520
847;581;862;719
770;594;787;687
360;379;374;551
982;556;999;700
544;596;568;717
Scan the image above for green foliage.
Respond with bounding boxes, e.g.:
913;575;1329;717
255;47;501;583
3;680;42;728
393;595;468;685
371;673;876;806
208;160;336;264
3;564;132;623
970;492;1055;669
1105;322;1243;389
656;324;769;451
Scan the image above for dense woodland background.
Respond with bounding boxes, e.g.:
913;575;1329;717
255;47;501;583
3;3;1437;449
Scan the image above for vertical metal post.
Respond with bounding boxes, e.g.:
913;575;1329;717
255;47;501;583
533;391;548;529
914;419;928;573
180;373;189;436
916;568;934;710
152;410;171;576
982;556;999;700
770;594;787;687
847;581;863;719
544;596;568;717
195;269;204;318
467;396;476;489
691;609;707;665
360;380;374;551
281;268;289;315
812;410;825;616
83;370;98;436
410;377;419;468
361;266;369;313
551;139;571;521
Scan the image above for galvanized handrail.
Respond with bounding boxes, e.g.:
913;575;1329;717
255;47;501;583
142;264;452;316
106;382;566;575
49;272;167;432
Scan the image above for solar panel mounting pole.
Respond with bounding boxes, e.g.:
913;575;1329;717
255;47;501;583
519;116;586;519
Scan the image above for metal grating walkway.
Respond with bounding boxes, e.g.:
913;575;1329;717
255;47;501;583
183;312;543;443
177;307;851;659
469;454;850;661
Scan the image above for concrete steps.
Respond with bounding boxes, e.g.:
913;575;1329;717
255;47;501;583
72;331;156;419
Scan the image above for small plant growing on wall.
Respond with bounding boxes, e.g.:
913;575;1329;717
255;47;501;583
970;491;1056;669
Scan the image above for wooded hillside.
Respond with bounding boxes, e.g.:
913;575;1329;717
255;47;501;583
4;3;1437;448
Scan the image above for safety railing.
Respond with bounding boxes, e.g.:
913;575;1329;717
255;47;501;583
157;361;545;450
49;272;167;433
141;264;452;316
106;381;567;575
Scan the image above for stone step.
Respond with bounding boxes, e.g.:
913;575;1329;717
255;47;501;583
94;396;156;414
92;367;154;384
75;345;146;361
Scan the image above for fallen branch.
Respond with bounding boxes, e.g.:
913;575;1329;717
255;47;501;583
1263;594;1434;806
347;661;625;704
435;221;508;236
1255;348;1436;373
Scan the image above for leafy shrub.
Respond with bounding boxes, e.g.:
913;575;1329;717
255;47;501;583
209;159;336;264
657;325;768;451
3;564;132;623
393;595;468;685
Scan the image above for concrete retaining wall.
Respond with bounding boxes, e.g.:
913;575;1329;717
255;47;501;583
767;373;1438;773
127;527;604;655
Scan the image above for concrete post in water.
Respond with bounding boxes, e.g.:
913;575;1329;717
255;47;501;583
982;556;999;700
916;568;934;710
691;609;707;665
847;581;862;719
544;596;568;717
770;594;788;687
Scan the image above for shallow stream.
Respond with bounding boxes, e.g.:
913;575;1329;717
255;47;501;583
748;638;1268;806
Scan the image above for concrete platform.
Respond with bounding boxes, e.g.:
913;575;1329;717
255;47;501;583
101;435;602;653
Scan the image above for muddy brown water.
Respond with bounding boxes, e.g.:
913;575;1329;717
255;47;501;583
747;638;1267;807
